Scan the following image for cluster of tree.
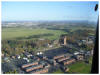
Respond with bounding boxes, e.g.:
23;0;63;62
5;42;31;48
16;33;54;40
2;39;51;57
5;69;18;74
66;29;95;44
80;43;94;51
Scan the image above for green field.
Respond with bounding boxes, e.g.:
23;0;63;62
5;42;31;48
53;69;64;74
2;25;95;40
2;27;67;40
70;27;95;32
68;61;91;74
89;56;93;64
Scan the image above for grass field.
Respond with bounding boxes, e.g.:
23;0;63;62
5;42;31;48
68;61;91;74
53;69;64;74
70;26;95;32
2;25;95;40
89;56;93;64
2;27;67;40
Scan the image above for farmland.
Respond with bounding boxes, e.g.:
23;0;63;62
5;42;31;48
2;27;67;40
2;24;95;41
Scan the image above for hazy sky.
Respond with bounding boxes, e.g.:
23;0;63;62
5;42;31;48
2;1;98;21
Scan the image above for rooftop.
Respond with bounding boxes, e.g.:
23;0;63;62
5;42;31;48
44;47;69;59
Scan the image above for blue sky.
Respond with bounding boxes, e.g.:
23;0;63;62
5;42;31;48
2;1;98;21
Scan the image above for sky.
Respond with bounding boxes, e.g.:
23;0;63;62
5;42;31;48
2;1;99;22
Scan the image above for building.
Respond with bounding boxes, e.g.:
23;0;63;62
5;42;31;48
1;54;4;57
30;68;49;74
24;52;32;58
3;57;10;62
21;62;38;68
61;66;69;72
86;37;94;44
64;67;69;72
57;56;70;62
59;35;67;46
25;65;43;72
53;60;57;66
74;51;80;55
64;36;67;45
90;50;94;55
63;58;76;65
11;56;16;59
16;55;20;59
53;54;64;60
76;54;84;61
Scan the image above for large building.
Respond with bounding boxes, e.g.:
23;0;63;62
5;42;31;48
62;58;76;65
21;61;38;69
57;56;70;62
25;65;43;72
53;54;64;60
21;58;51;74
30;68;49;74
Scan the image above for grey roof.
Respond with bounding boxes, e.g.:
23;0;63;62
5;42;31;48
22;61;38;67
44;47;69;59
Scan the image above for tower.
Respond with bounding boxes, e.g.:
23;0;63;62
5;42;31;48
59;35;67;46
64;36;67;45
